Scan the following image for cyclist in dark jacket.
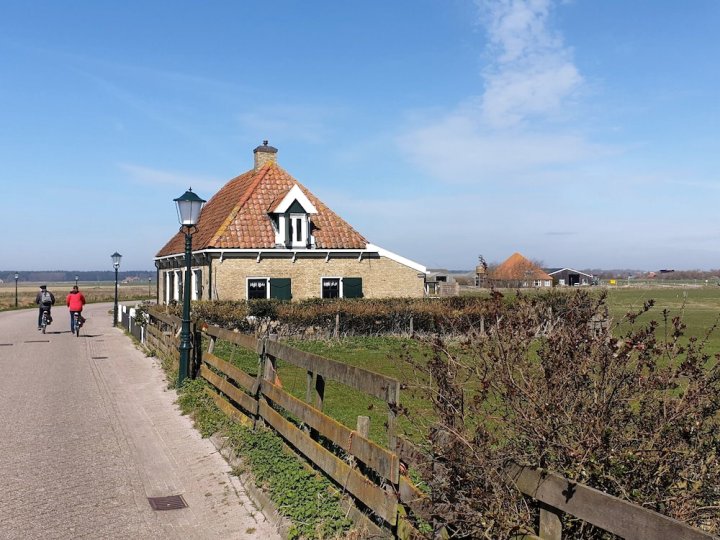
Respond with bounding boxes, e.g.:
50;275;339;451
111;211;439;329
35;285;55;329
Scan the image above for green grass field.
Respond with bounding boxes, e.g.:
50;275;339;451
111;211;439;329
209;286;720;446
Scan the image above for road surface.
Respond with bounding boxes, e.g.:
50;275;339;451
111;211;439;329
0;302;280;539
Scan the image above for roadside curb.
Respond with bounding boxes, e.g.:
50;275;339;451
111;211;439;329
208;433;293;540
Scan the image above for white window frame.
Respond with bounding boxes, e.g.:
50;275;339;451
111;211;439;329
247;277;270;300
173;271;181;302
165;271;171;305
321;276;343;299
192;268;202;300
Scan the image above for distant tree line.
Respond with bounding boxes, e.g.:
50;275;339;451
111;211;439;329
1;270;155;283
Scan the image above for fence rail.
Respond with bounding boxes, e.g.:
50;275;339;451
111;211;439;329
138;306;716;540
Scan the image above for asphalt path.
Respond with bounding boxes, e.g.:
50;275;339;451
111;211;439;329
0;302;279;539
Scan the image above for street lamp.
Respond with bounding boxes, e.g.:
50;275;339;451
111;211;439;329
14;273;19;308
174;187;206;386
75;275;79;287
111;252;122;327
148;277;152;299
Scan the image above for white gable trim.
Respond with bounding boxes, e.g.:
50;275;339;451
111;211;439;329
547;267;593;278
272;184;318;214
366;243;427;274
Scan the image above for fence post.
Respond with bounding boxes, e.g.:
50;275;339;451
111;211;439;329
388;380;400;454
539;503;562;540
305;370;318;438
191;322;202;379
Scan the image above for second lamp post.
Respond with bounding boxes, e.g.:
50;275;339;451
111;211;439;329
111;252;122;327
174;188;206;387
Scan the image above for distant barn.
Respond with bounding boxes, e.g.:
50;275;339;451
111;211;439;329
544;267;594;286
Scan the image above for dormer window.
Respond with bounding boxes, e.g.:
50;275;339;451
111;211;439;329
270;184;318;249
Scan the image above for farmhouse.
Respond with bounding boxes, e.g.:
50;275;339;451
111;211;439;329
544;267;594;286
490;252;552;288
155;142;426;303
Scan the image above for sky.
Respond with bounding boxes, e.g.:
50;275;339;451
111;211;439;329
2;1;720;272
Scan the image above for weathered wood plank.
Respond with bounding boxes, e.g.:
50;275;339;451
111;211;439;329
205;387;254;428
203;325;258;351
399;475;432;522
200;365;258;416
258;400;398;525
508;464;716;540
203;351;256;392
149;309;181;328
538;502;562;540
261;380;399;482
265;340;399;402
397;437;425;470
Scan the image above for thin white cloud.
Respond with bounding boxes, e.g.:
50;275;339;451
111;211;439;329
478;0;582;128
237;104;346;145
397;0;596;183
118;163;222;193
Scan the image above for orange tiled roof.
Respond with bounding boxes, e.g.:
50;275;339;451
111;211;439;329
491;252;552;281
156;162;367;257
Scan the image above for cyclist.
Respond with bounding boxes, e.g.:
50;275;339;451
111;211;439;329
66;285;87;333
35;285;55;330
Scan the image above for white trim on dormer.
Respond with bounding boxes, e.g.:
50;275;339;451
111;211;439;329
272;184;318;214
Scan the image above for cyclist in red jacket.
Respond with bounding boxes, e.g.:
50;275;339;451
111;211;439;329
66;285;86;333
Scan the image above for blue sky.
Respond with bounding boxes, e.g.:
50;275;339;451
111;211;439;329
2;1;719;272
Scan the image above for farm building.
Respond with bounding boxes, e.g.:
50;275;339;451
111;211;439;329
424;272;460;297
490;252;552;288
155;142;427;303
544;267;594;286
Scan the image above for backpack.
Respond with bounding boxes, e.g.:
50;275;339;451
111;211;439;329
41;291;52;305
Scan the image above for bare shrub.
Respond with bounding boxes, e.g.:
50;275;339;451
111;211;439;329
401;289;720;538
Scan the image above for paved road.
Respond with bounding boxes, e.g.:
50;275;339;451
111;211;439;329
0;302;280;539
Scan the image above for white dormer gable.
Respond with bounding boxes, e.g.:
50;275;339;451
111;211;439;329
272;184;318;214
271;184;317;248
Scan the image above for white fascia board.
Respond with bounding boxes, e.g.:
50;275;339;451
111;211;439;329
548;267;594;278
272;184;318;214
155;247;376;262
366;243;427;274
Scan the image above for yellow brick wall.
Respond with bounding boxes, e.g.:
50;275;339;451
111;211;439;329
213;255;424;300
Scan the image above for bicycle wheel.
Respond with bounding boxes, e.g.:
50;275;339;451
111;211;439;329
42;317;46;334
75;315;80;337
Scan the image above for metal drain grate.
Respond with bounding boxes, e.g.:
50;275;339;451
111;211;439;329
148;495;188;511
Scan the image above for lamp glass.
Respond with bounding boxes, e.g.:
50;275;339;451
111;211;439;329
174;188;206;226
14;273;18;279
111;252;122;267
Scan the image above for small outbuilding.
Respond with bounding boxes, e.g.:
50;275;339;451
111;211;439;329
544;268;594;286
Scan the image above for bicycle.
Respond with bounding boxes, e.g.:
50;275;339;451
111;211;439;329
73;312;81;337
40;308;51;334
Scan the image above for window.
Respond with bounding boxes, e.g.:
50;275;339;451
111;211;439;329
321;277;363;299
322;278;340;299
248;278;292;300
248;278;268;299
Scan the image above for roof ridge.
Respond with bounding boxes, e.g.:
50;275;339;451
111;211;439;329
208;164;272;246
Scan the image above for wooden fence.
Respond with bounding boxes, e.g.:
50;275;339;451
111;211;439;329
142;307;716;540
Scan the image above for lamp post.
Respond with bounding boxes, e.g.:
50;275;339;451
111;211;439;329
75;275;79;287
111;252;122;327
14;273;19;308
148;277;152;299
174;187;206;387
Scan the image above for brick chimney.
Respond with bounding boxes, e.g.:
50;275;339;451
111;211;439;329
253;140;278;171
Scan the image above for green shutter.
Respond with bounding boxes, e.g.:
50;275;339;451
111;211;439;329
343;277;363;298
269;278;292;300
